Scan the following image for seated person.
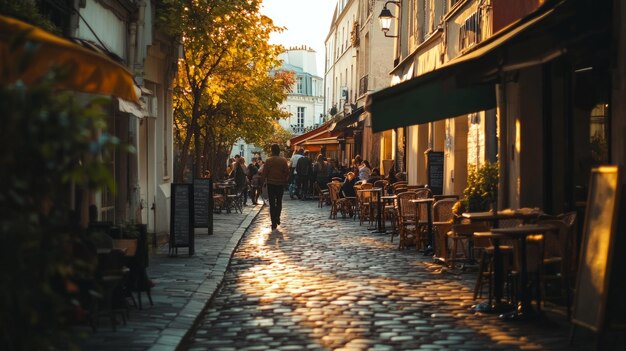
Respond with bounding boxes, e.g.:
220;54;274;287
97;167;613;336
340;172;358;197
368;168;382;184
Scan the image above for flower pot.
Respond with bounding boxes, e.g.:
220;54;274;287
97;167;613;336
113;239;137;256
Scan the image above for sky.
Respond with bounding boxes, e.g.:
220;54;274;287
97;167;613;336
260;0;337;76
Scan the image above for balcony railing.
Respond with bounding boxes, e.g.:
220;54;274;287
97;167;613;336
359;75;368;97
290;124;320;135
291;125;305;134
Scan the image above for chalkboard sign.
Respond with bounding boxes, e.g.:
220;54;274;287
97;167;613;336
193;179;211;229
426;151;444;195
170;183;194;256
572;166;621;333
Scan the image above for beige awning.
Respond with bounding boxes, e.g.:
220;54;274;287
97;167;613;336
302;137;340;146
118;98;150;118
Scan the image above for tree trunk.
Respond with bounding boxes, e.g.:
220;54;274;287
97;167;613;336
175;105;200;182
193;121;202;179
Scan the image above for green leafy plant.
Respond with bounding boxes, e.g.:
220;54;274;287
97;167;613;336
121;220;140;239
460;161;499;213
0;65;120;349
590;131;608;165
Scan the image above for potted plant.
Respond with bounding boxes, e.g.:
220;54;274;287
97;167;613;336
113;221;140;256
453;161;499;218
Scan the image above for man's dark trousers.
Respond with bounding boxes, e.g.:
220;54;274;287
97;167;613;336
296;174;309;199
267;184;284;226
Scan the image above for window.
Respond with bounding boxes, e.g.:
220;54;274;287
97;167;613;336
590;103;609;165
346;21;350;49
296;76;303;94
459;11;481;50
297;107;305;128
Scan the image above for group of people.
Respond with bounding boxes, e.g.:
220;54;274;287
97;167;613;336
221;146;404;231
225;154;265;206
338;155;383;198
287;149;378;200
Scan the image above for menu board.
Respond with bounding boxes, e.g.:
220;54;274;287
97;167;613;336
572;166;621;332
427;151;444;195
193;179;211;228
170;183;194;256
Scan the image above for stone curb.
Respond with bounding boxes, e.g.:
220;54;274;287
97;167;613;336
147;204;265;351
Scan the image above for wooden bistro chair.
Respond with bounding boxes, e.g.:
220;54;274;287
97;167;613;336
126;226;153;310
446;223;490;269
383;193;401;242
412;188;433;250
327;182;351;219
396;191;418;249
392;180;408;189
407;184;426;191
373;179;389;193
413;187;432;199
96;248;130;331
351;183;363;221
531;217;576;317
432;198;457;261
473;220;521;304
357;182;374;226
314;182;330;208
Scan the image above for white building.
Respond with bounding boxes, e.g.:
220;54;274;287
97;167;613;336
324;0;360;119
323;0;394;168
277;46;325;135
230;46;324;161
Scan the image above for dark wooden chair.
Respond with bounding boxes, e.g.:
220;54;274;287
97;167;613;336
126;224;153;310
96;248;129;331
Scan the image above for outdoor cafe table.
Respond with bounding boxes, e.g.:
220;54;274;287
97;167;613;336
358;188;384;233
215;182;236;213
463;209;543;314
409;198;435;255
461;209;542;227
489;224;555;320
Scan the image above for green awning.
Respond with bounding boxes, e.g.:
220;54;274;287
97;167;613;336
365;1;564;133
367;72;496;133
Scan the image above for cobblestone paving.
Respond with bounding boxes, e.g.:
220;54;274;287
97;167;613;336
75;205;262;351
182;199;592;351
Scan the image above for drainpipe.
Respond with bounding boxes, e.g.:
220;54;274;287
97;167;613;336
127;1;147;224
129;22;137;74
496;79;509;209
136;0;146;74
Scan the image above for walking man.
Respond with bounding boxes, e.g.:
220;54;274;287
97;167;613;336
261;144;290;229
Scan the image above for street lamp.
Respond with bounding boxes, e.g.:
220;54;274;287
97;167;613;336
379;1;401;38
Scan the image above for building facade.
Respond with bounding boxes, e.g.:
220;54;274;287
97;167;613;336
277;46;325;135
367;0;622;219
41;0;177;237
230;46;324;162
324;0;395;169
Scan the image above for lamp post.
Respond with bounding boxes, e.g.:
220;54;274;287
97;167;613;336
379;1;401;38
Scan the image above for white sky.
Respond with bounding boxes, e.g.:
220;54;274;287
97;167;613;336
260;0;337;75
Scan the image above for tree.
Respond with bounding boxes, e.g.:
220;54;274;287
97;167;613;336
0;0;57;33
159;0;292;181
259;121;294;156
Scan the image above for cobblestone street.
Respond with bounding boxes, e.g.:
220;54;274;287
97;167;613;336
181;197;590;351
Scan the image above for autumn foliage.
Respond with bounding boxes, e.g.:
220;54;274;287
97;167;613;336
158;0;293;181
